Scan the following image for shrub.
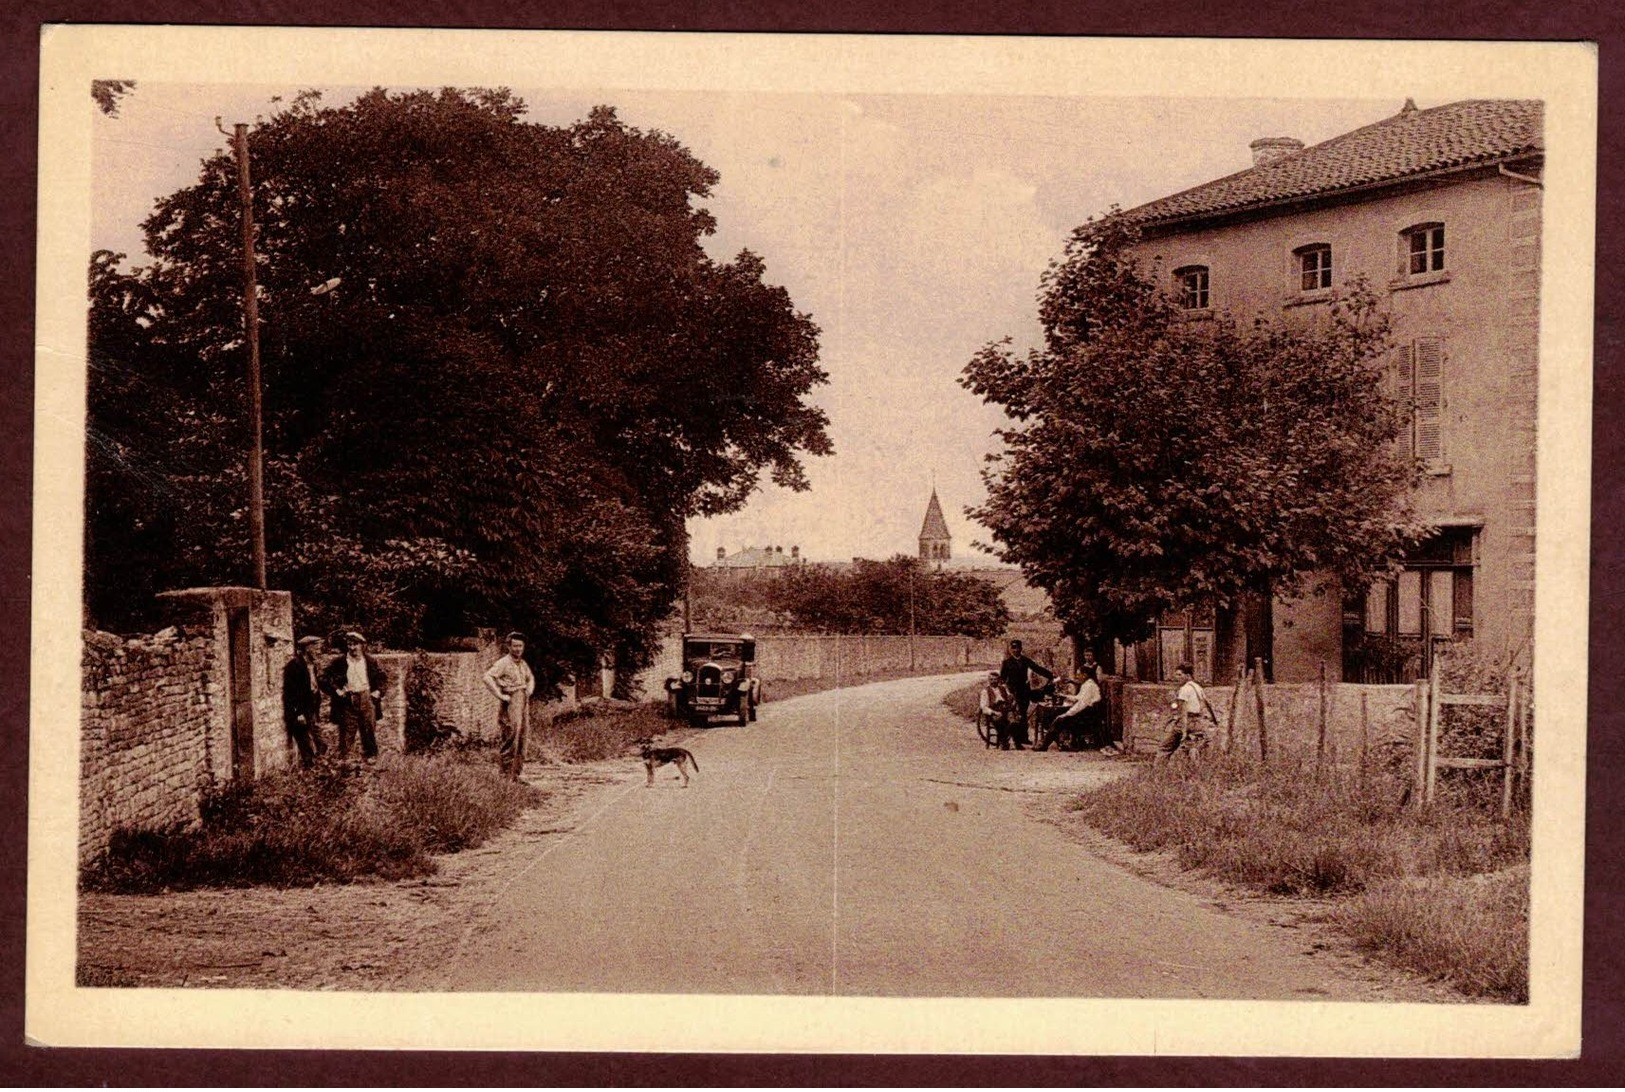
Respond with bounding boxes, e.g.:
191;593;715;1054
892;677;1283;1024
83;752;541;893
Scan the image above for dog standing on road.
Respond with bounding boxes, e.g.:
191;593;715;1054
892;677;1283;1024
639;741;699;788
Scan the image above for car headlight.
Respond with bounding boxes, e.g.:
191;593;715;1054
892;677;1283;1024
680;670;693;683
722;670;736;683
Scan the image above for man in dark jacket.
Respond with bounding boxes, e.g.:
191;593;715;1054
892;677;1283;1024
998;639;1054;749
282;636;327;767
320;630;387;760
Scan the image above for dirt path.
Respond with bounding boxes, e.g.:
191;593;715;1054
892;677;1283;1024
79;673;1453;1001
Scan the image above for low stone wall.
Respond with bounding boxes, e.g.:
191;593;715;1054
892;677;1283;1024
632;629;1072;697
80;623;219;865
80;588;296;865
1117;680;1420;762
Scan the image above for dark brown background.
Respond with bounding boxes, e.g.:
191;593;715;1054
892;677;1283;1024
2;3;1618;1085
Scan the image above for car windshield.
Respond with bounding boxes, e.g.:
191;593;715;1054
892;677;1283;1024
688;641;741;660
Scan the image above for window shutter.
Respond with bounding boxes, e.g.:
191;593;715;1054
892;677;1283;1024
1392;344;1416;458
1414;337;1444;464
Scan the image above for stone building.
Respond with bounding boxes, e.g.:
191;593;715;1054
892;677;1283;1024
1115;98;1542;684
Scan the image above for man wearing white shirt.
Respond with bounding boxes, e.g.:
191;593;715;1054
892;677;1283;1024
483;632;536;780
1037;665;1103;751
320;631;386;760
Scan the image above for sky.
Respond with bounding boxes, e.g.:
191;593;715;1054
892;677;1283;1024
91;85;1403;565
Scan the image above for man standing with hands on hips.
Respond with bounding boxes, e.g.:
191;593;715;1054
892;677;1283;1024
484;632;536;780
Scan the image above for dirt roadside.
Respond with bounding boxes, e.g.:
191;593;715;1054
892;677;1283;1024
76;758;649;990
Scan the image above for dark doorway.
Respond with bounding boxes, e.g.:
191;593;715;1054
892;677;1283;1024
227;606;255;781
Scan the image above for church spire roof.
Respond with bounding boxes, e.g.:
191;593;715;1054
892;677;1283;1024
919;489;951;541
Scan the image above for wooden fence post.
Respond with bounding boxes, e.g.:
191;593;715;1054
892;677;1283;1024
1252;657;1268;765
1502;671;1519;819
1225;663;1243;754
1413;675;1429;806
1316;659;1328;774
1424;656;1441;806
1359;690;1370;791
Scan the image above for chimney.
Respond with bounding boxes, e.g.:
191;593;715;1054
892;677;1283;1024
1249;137;1304;168
715;546;726;561
791;545;800;559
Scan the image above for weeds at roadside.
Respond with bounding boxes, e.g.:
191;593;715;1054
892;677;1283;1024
1069;751;1529;1000
942;681;984;724
82;749;541;894
1337;865;1528;1000
541;702;677;764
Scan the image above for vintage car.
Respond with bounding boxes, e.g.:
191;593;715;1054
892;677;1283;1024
665;632;760;726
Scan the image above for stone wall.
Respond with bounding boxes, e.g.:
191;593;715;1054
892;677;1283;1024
632;629;1073;697
80;603;221;864
1117;680;1420;763
80;587;294;864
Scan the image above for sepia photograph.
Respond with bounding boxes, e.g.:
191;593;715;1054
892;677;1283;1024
28;28;1594;1056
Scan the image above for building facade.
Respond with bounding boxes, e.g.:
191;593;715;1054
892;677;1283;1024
1115;99;1542;684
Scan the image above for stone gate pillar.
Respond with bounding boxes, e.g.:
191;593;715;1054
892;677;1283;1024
154;586;295;782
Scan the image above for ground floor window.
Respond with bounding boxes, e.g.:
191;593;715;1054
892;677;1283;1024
1343;527;1476;682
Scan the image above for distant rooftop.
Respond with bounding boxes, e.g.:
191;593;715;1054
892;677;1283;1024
1123;99;1544;229
713;545;802;569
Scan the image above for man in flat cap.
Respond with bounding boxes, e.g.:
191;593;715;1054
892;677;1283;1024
483;632;536;779
320;631;386;761
282;636;327;768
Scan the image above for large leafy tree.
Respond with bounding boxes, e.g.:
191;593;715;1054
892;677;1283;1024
86;88;831;685
960;214;1421;649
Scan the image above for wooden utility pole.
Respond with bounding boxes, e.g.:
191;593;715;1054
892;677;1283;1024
230;122;267;589
908;566;917;671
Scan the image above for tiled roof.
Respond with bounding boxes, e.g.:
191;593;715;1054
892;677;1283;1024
919;490;951;541
716;547;797;568
1124;99;1543;228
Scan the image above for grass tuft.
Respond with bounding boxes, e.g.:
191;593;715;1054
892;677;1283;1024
543;702;675;764
83;751;541;893
1338;866;1529;1001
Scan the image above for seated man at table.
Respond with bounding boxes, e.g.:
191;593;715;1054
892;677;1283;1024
1037;664;1104;752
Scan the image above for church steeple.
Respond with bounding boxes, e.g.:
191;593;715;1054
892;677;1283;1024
919;489;951;563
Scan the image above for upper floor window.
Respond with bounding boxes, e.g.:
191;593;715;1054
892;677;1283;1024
1175;265;1209;310
1402;223;1446;276
1295;244;1332;292
1393;335;1446;468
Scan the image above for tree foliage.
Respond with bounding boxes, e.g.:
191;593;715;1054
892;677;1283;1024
86;88;831;684
763;556;1010;638
960;214;1421;646
92;80;136;116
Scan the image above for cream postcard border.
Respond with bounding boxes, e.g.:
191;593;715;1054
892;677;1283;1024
29;26;1596;1056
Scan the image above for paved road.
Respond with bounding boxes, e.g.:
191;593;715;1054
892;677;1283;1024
441;673;1384;999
